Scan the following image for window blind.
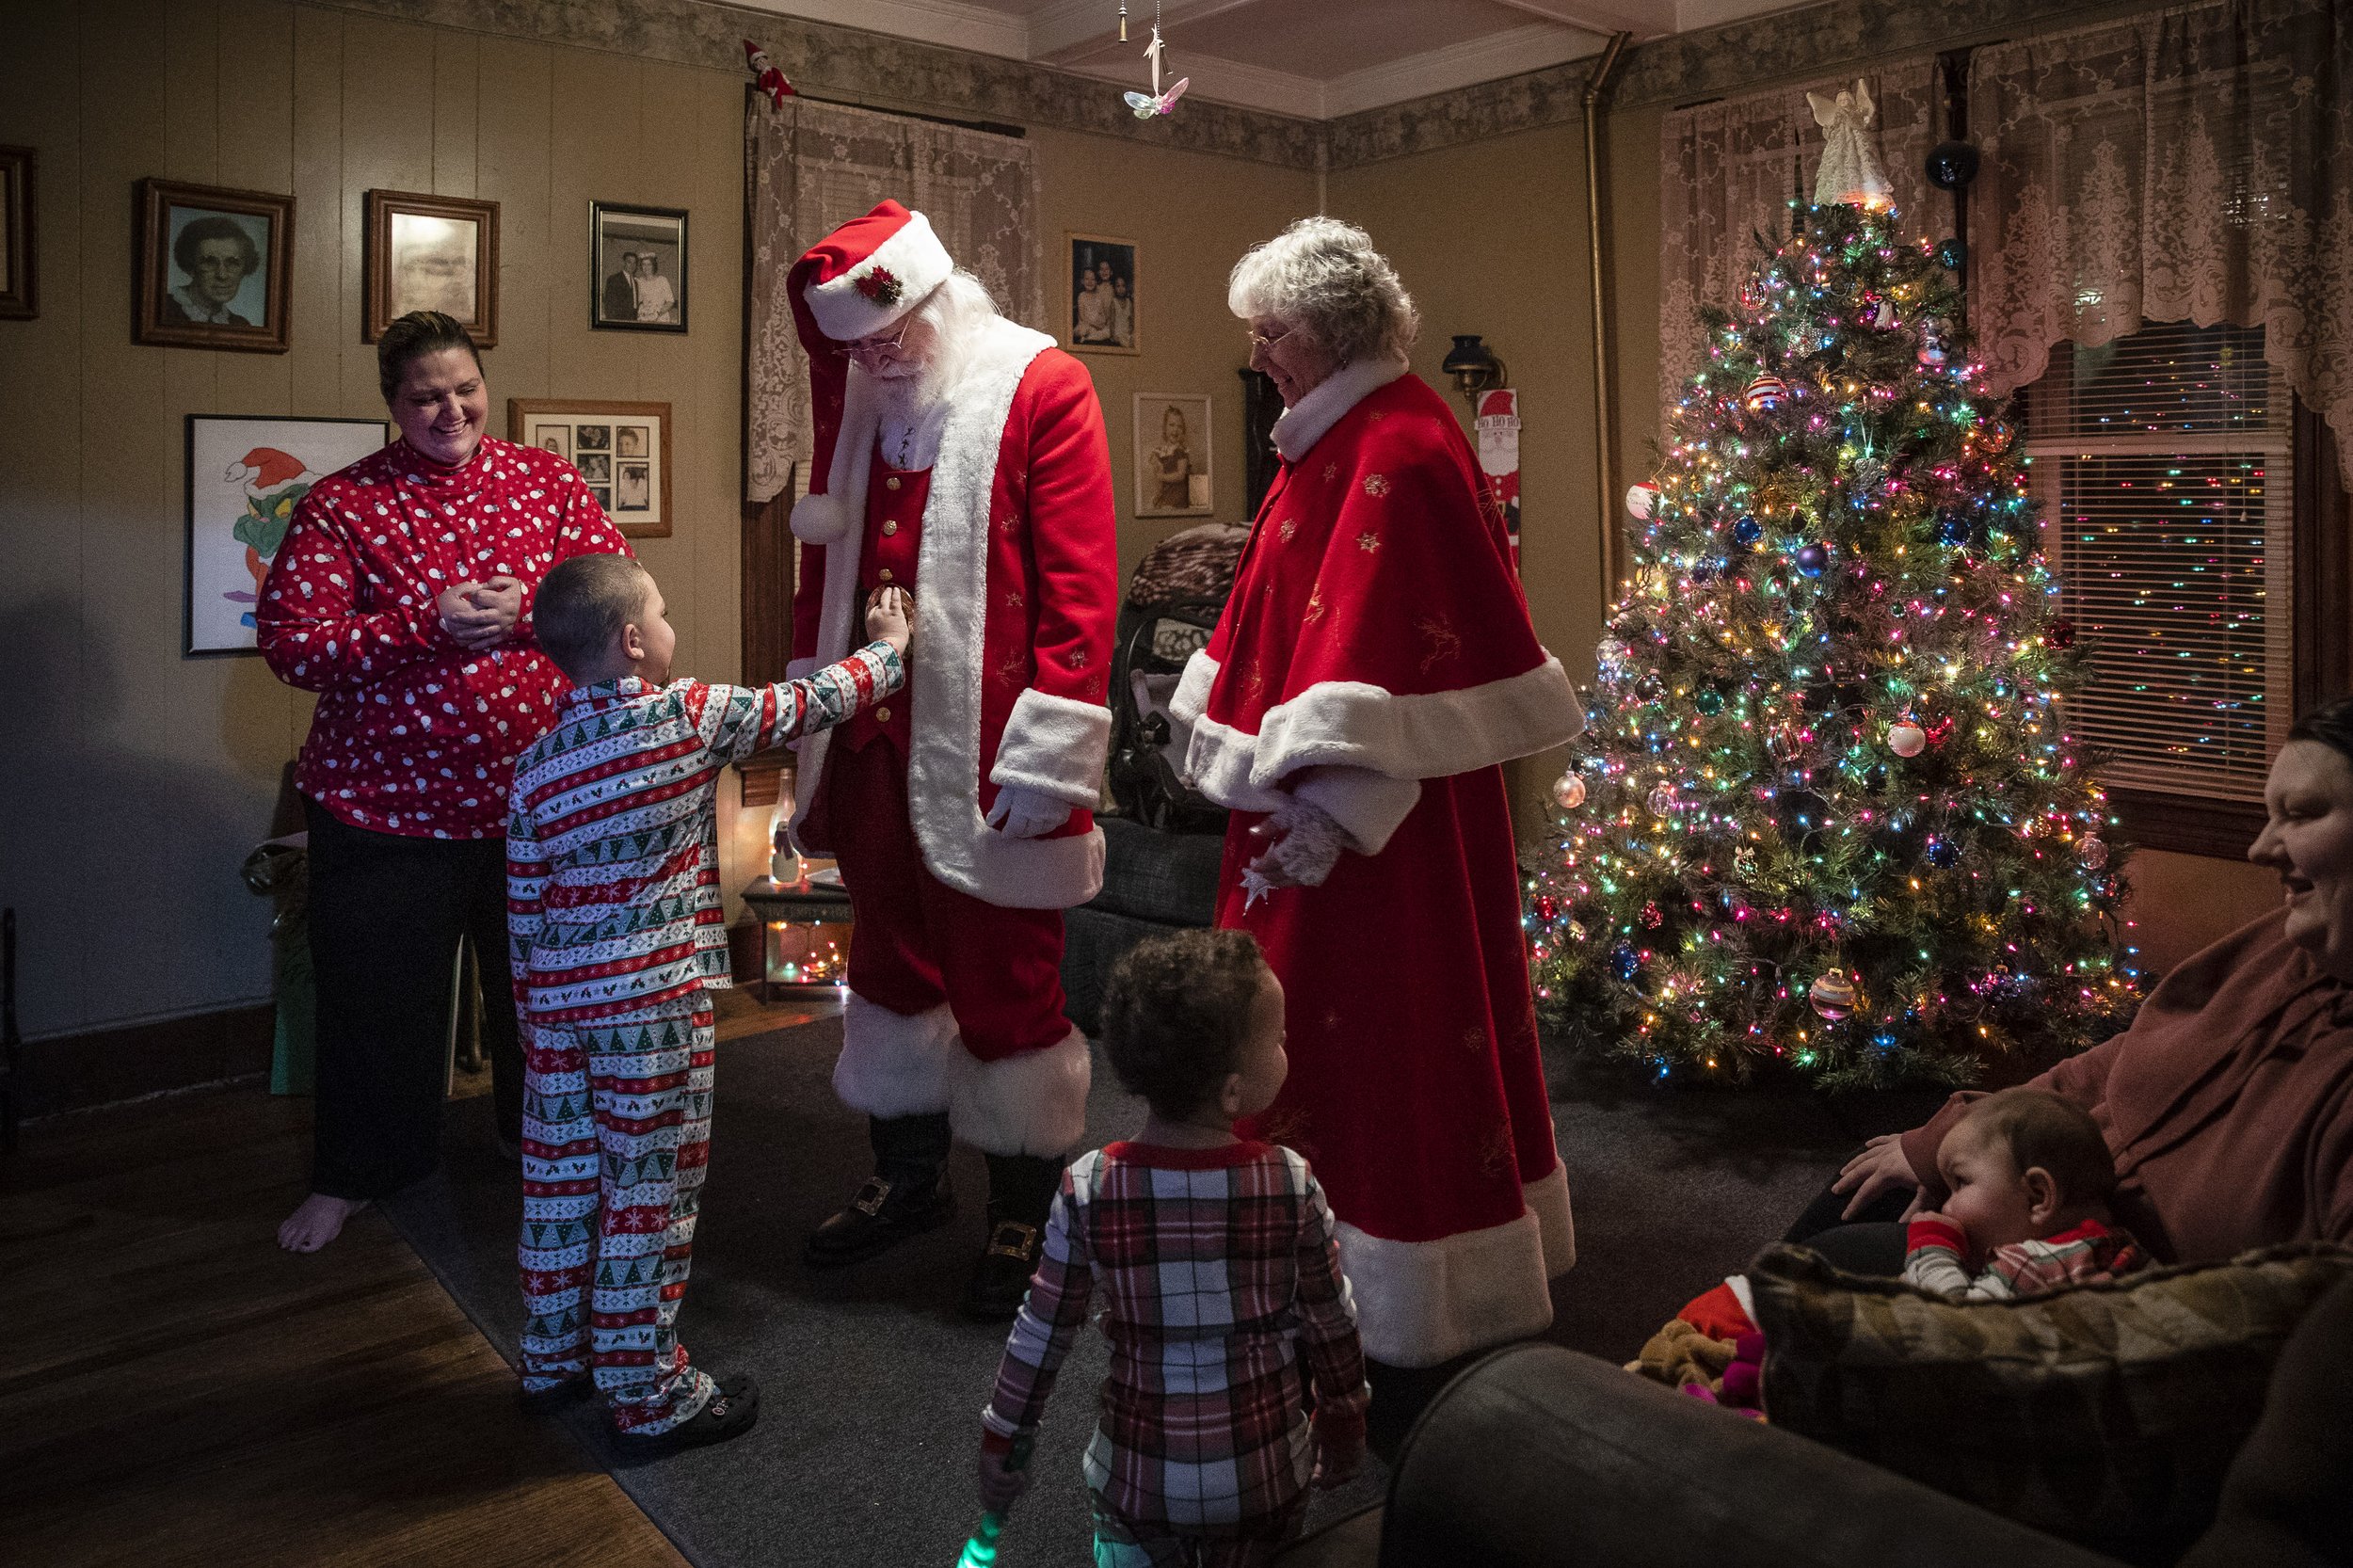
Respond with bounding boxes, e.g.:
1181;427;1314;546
2027;322;2292;804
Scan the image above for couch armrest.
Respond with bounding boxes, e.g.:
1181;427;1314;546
1381;1344;2121;1568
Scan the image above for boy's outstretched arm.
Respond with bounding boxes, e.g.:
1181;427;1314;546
695;586;909;763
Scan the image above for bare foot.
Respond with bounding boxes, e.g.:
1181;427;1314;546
278;1192;369;1253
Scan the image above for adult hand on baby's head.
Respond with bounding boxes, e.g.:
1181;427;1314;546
864;584;912;655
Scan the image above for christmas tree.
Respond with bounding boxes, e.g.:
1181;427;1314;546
1529;200;2141;1088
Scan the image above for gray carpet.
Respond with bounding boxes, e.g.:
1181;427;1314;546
384;1015;1873;1568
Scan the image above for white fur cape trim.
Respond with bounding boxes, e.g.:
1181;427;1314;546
950;1028;1092;1157
1334;1162;1576;1368
1174;651;1586;812
992;688;1112;809
833;993;958;1117
804;211;954;343
1271;354;1409;461
788;316;1107;911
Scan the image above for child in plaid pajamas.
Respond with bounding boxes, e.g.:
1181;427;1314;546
978;928;1370;1566
508;552;908;1448
1904;1087;2144;1300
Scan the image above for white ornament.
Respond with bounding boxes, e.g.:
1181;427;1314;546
1625;482;1659;520
1551;772;1588;811
1647;782;1681;816
2078;834;2109;870
1888;720;1928;759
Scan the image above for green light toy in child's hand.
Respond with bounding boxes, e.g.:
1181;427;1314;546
958;1433;1035;1567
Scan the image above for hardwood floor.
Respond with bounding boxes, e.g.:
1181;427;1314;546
0;1009;831;1566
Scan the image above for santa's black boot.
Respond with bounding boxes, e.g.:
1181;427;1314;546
803;1112;955;1267
960;1152;1065;1320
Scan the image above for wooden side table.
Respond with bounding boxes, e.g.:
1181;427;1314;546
740;877;856;1000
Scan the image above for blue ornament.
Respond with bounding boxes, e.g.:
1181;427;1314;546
1936;510;1969;546
1936;237;1967;270
1925;836;1961;869
1610;943;1641;984
1793;543;1830;578
1693;685;1726;715
1733;515;1763;545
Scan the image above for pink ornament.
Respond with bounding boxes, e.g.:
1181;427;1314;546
1551;772;1588;811
1888;719;1928;758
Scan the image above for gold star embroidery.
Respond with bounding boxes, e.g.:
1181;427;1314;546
1277;519;1298;542
1368;409;1388;423
1322;461;1340;483
1356;531;1382;553
998;654;1028;685
1304;587;1326;624
1480;1122;1515;1177
997;514;1020;537
1363;473;1390;498
1066;648;1089;670
1463;1023;1488;1053
1003;590;1026;611
1418;615;1463;672
1244;664;1267;701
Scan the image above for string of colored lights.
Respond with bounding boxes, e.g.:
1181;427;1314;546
1528;201;2142;1088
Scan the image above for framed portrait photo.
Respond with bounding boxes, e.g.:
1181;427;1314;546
1134;393;1214;519
366;189;498;346
590;201;687;332
509;398;671;539
185;414;389;655
1066;232;1137;355
136;179;294;351
0;146;34;320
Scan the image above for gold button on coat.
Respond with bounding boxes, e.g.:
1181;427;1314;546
885;476;902;490
879;568;894;582
875;705;892;724
882;520;898;536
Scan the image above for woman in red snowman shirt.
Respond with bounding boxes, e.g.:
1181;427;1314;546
258;312;632;1252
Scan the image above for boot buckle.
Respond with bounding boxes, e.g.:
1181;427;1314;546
851;1176;893;1217
984;1219;1041;1261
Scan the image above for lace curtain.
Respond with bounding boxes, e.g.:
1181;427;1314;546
745;98;1043;504
1657;58;1944;408
1969;0;2353;472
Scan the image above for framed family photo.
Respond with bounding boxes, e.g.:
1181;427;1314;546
590;201;687;332
136;179;294;351
1066;232;1137;355
0;146;33;320
365;189;498;346
1134;393;1213;518
185;414;389;655
509;398;671;538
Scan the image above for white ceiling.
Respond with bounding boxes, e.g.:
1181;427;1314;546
736;0;1823;119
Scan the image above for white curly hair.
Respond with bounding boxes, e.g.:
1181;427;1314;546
1226;216;1419;367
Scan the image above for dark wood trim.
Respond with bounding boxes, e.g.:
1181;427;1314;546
0;145;34;320
735;487;795;806
21;1002;274;1120
2106;788;2265;860
2294;394;2352;712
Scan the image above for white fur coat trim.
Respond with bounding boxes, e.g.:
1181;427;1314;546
1334;1162;1577;1368
786;315;1106;911
1175;651;1586;811
992;688;1113;808
1291;767;1422;856
950;1027;1092;1156
833;993;958;1117
1270;354;1410;461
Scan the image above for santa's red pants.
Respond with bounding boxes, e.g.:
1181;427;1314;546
822;736;1069;1061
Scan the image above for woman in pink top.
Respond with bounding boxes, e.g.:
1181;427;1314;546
257;312;631;1253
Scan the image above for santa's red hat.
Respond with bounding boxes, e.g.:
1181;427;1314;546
787;200;955;546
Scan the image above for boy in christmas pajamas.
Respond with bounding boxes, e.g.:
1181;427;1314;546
507;552;907;1446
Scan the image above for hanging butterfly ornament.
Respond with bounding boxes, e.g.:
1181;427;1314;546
1123;2;1190;120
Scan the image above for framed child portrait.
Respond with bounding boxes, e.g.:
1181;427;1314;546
590;201;688;332
366;189;499;346
136;179;295;352
185;414;390;654
1066;232;1137;355
508;398;671;538
1134;393;1213;518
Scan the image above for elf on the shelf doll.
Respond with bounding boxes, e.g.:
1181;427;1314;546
779;201;1120;1318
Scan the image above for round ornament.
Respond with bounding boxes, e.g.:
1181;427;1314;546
1534;895;1559;922
1888;719;1928;758
1936;509;1971;546
1732;515;1764;545
2046;618;2077;649
1647;782;1681;816
1609;943;1641;984
1936;237;1968;271
1925;139;1982;192
1742;374;1789;414
1566;919;1588;942
1808;967;1859;1021
1625;481;1659;520
1641;902;1664;929
1550;771;1588;811
1634;672;1666;701
2078;834;2109;870
1596;637;1631;673
1793;543;1831;578
1925;835;1961;869
1693;685;1726;716
1918;337;1950;369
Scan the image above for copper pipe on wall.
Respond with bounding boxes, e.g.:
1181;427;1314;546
1583;30;1630;600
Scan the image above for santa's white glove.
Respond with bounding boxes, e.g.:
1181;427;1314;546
986;784;1074;840
1242;792;1346;903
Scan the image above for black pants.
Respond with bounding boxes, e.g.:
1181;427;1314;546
304;798;522;1199
1782;1166;1911;1276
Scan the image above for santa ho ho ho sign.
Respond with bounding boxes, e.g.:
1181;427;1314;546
184;414;389;655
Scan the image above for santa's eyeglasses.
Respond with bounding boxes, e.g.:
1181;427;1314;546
845;316;917;369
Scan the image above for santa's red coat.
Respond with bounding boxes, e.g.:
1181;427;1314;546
1174;363;1585;1367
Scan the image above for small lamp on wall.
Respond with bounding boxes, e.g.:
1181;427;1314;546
1442;334;1507;412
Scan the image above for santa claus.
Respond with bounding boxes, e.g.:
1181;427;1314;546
780;201;1119;1317
1175;217;1586;1368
